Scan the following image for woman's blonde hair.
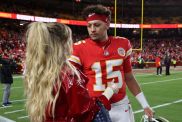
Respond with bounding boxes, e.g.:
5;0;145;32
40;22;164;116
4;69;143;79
24;22;79;122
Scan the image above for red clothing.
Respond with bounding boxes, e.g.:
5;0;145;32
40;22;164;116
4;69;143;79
155;57;161;67
45;68;111;122
69;36;132;103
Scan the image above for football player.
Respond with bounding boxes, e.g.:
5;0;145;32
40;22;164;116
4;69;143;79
70;4;154;122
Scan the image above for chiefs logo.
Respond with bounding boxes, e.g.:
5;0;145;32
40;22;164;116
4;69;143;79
117;48;125;56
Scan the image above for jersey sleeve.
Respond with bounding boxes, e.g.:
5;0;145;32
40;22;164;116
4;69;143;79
123;39;132;73
69;41;83;69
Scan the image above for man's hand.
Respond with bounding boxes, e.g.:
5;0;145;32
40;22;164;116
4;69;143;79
144;107;154;120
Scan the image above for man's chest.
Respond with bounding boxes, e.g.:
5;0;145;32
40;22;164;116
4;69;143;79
80;43;127;70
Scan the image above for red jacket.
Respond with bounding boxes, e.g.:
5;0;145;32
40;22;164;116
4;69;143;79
44;68;111;122
155;57;161;67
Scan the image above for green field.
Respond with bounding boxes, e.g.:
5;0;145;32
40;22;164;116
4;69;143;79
0;68;182;122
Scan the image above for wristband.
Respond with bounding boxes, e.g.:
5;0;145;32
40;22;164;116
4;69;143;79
135;92;149;109
102;87;114;100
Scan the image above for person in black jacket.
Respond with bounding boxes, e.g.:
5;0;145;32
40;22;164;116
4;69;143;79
164;52;171;75
0;56;13;107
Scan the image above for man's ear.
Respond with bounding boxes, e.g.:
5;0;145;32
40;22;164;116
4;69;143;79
106;22;110;30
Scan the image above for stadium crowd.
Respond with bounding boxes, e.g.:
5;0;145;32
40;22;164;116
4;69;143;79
0;0;182;73
0;21;182;73
0;22;25;73
1;1;182;24
131;38;182;63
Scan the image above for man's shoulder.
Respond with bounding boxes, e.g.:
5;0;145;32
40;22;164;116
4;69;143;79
73;38;90;46
111;36;130;42
110;36;131;46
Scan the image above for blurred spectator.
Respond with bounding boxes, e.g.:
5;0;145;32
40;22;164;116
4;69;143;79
138;56;145;69
164;52;172;75
0;55;14;107
172;58;177;68
155;55;162;75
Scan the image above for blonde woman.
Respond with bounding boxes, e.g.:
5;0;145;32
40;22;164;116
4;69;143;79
24;22;118;122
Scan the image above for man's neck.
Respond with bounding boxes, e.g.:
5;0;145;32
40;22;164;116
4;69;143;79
95;36;111;47
97;35;109;43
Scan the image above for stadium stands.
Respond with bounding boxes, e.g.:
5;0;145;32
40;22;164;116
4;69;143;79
0;0;182;72
0;19;182;72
